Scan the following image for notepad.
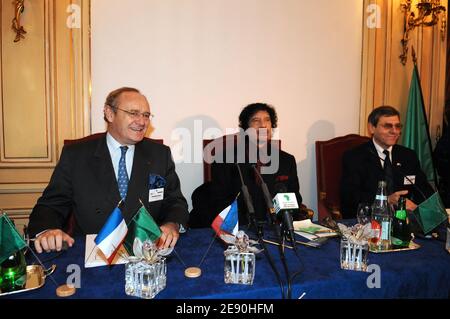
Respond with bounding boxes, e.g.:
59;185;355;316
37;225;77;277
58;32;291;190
84;234;129;268
293;219;339;241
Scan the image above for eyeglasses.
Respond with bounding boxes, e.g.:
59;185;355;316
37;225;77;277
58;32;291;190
379;123;403;130
114;107;154;120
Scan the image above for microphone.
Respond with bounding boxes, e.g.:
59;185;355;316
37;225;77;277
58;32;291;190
251;166;293;299
272;184;298;247
251;165;283;240
236;163;287;299
235;163;259;234
251;165;276;216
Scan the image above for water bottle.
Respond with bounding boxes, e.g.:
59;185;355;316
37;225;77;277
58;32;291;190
370;180;393;251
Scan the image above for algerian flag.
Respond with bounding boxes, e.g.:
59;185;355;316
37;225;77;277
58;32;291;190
412;192;447;234
0;214;27;264
401;65;437;185
124;205;161;256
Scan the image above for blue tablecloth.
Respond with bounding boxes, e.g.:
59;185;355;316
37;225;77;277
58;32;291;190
4;227;450;299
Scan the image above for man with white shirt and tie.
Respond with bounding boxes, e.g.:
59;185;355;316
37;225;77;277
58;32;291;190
28;87;188;253
340;106;434;219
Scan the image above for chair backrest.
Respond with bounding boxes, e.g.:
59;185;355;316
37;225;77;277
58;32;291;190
62;133;163;235
315;134;370;221
203;135;281;183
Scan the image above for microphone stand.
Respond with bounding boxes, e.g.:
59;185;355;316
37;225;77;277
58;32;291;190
252;165;295;298
236;163;286;299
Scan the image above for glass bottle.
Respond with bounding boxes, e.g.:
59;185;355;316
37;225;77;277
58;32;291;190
391;196;411;248
370;180;393;251
0;249;27;293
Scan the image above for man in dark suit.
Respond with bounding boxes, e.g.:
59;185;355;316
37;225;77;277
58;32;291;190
28;87;188;253
340;106;434;218
434;103;450;207
190;103;304;228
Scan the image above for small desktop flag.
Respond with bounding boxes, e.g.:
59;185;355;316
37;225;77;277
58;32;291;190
94;207;128;264
412;192;447;234
0;214;27;264
211;200;239;239
124;205;162;256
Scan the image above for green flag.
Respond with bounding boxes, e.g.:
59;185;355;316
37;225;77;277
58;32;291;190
412;191;447;234
0;214;27;264
401;65;437;185
124;206;161;256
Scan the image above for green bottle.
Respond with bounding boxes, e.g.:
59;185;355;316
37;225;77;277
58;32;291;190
0;249;27;293
391;197;411;248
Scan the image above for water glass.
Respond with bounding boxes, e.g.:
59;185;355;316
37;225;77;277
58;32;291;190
340;238;369;272
357;203;372;225
124;256;141;296
224;246;255;285
124;257;166;299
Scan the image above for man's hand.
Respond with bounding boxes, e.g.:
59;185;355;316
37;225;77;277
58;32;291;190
388;190;417;211
388;190;409;206
158;222;180;249
34;229;75;253
405;199;417;211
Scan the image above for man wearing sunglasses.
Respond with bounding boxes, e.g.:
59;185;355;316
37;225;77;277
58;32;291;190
340;106;434;218
28;87;188;253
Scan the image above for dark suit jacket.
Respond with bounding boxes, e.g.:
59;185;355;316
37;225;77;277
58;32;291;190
189;145;302;227
340;140;434;218
28;134;189;237
434;129;450;206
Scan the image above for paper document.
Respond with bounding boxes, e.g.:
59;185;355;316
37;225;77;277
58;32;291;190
84;234;129;268
293;219;339;241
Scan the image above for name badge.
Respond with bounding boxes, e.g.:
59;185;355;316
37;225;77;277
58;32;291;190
404;175;416;185
149;188;164;202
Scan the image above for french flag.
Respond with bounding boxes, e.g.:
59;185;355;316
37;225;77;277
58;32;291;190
211;200;239;238
94;207;128;264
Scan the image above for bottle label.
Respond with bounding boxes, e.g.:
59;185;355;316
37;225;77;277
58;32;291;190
375;195;387;200
371;220;381;242
381;221;391;240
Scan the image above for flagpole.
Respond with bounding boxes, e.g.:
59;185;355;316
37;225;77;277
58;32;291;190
1;212;59;287
125;198;149;228
411;45;417;66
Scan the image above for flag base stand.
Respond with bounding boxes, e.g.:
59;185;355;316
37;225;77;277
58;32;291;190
184;266;202;278
56;284;76;297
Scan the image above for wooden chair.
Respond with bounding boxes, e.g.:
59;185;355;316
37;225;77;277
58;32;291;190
315;134;370;221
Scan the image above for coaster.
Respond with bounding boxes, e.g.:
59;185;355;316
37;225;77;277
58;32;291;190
184;267;202;278
56;284;76;297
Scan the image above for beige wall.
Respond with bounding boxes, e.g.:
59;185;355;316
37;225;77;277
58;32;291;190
91;0;364;215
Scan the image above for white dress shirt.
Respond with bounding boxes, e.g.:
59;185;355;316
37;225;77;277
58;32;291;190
106;133;135;180
372;138;393;169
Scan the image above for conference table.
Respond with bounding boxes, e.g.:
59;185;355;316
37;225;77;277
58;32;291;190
3;225;450;299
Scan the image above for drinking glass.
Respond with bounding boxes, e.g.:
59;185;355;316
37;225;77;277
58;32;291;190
357;203;372;225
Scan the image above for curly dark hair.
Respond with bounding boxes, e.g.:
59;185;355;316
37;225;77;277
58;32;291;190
238;103;278;130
